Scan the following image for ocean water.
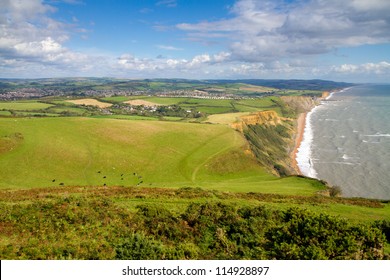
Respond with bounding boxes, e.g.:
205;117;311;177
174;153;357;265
297;85;390;199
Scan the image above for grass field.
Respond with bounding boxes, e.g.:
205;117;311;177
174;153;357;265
0;117;325;195
99;96;286;115
206;112;251;124
0;101;53;110
0;95;289;120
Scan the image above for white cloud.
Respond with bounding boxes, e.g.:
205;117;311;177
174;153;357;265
188;54;210;67
0;0;103;76
156;0;177;8
177;0;390;62
0;0;389;82
213;52;231;63
14;37;63;57
332;61;390;74
156;45;183;51
350;0;390;11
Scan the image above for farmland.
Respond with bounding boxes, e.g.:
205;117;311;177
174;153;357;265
0;117;323;195
0;78;388;260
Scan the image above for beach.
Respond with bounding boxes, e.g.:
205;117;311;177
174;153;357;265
295;85;390;199
291;112;306;175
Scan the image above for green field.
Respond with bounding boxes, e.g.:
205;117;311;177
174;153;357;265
0;111;12;116
0;95;291;120
0;117;325;195
0;101;53;110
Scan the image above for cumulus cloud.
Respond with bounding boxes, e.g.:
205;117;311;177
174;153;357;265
116;52;228;72
0;0;105;76
156;45;183;51
332;61;390;74
1;0;389;81
177;0;390;62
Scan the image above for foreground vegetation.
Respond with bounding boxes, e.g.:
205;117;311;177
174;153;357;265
0;186;388;260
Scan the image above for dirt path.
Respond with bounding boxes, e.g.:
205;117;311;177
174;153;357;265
191;131;239;182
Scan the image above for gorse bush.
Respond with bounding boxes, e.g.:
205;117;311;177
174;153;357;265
115;233;165;260
374;220;390;243
265;208;384;259
0;190;387;260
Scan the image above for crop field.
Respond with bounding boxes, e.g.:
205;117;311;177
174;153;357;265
67;98;112;108
0;117;324;195
123;99;160;106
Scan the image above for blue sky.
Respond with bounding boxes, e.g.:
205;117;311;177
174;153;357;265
1;0;390;82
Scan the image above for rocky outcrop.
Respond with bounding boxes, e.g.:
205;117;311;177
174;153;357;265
231;110;283;132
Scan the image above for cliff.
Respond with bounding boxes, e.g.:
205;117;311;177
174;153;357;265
231;110;283;132
280;96;318;114
321;91;330;99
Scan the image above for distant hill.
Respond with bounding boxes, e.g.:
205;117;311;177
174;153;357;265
0;77;355;91
205;79;356;91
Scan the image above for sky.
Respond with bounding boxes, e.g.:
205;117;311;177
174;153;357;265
0;0;390;82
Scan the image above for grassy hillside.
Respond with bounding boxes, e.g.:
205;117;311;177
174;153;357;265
0;117;324;195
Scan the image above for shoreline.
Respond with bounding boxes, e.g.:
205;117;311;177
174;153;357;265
292;88;346;177
291;112;307;175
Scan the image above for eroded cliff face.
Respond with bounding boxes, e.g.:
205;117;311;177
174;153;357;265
230;94;328;177
235;110;294;176
321;91;330;99
280;96;318;114
231;110;283;132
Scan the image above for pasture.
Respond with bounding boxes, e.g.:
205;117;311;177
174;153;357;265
0;101;53;110
0;117;325;196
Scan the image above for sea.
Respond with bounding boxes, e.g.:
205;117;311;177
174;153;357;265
296;84;390;200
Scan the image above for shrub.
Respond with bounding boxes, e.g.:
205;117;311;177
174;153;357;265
373;220;390;243
265;208;385;259
329;186;342;197
115;233;164;260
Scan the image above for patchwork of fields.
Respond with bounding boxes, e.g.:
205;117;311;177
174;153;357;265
0;89;389;260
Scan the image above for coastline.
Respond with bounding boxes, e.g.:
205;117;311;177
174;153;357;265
293;89;346;178
291;112;306;175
